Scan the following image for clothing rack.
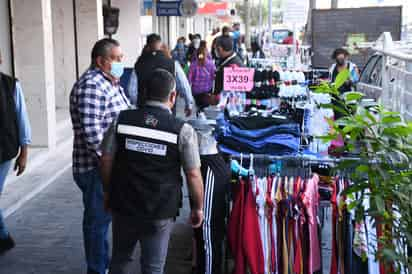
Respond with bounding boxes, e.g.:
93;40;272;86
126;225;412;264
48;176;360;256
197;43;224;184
230;153;378;165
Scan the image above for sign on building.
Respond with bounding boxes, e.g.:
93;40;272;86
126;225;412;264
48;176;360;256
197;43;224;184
157;0;198;17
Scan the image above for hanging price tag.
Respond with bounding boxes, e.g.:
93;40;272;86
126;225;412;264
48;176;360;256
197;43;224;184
223;67;255;92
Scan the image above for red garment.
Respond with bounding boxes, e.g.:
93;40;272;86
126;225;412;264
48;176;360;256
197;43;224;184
243;180;265;274
282;36;300;48
228;179;265;274
228;180;247;274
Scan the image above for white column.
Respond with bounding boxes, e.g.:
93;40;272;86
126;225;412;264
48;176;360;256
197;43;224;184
75;0;104;74
168;17;178;47
158;16;169;45
52;0;77;109
152;0;158;33
0;0;13;75
178;17;189;38
111;0;142;67
12;0;56;148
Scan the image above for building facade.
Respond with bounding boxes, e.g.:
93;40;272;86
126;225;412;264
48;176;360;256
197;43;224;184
0;0;213;149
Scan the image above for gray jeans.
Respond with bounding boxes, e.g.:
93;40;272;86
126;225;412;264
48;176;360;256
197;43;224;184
109;213;174;274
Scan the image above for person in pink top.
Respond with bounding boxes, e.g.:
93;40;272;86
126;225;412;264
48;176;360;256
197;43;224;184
188;41;216;111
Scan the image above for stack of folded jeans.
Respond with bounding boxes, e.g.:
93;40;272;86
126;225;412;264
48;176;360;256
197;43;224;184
216;116;300;155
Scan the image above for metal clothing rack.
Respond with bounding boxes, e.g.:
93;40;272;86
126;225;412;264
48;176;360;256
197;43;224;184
229;153;379;165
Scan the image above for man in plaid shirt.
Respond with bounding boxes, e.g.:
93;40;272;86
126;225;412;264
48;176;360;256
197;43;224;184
70;38;130;274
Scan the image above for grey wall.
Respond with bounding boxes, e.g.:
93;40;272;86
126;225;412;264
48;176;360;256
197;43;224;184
52;0;77;109
311;6;402;69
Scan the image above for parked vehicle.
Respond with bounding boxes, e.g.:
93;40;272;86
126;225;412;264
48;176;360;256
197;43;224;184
357;33;412;120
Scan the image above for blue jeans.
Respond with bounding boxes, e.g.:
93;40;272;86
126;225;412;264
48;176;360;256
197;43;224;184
217;117;301;139
219;133;300;155
0;160;12;239
109;214;174;274
74;169;111;274
228;122;300;139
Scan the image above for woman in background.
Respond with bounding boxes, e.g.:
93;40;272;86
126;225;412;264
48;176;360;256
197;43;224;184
188;41;216;111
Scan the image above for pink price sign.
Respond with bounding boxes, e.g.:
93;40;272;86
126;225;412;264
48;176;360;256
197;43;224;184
223;67;255;92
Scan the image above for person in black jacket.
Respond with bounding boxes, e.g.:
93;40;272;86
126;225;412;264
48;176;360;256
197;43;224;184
212;35;244;104
134;34;175;108
251;41;265;59
0;49;31;254
101;69;204;274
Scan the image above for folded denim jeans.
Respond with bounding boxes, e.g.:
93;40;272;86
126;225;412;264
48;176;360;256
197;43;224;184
218;133;300;155
217;118;300;140
219;144;297;156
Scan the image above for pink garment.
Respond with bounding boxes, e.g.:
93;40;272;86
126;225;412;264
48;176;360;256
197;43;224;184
302;175;322;274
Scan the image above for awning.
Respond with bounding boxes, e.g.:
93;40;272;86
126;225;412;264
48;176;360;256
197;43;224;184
197;2;229;16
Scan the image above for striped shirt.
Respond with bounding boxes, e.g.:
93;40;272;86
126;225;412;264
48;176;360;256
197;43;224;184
70;68;130;174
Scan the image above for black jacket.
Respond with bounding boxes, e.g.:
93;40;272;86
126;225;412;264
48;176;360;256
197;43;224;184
214;53;244;94
110;106;185;219
134;51;175;107
0;73;19;164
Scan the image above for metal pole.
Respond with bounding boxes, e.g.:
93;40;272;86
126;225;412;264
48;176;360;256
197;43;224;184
292;23;297;68
245;0;251;49
268;0;272;39
331;0;338;9
304;0;316;45
258;0;262;32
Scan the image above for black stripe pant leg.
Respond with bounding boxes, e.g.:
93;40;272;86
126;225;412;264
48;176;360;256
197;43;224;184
195;156;229;274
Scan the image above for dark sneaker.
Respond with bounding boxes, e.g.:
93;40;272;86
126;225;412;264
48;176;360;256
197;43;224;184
0;235;15;254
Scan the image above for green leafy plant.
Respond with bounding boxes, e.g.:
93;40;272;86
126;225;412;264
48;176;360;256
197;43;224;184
313;69;412;272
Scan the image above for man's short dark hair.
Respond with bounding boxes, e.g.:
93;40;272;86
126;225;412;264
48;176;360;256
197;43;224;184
288;31;293;37
147;69;176;102
91;38;120;66
147;33;161;46
216;35;234;52
332;48;350;59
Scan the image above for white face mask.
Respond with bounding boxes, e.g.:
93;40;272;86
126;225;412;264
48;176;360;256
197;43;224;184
193;39;201;49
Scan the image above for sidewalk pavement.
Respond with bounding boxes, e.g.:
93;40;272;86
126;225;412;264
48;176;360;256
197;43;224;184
0;168;194;274
0;101;196;274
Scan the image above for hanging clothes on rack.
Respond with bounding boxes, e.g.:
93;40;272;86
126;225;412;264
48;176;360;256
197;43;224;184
228;156;325;274
225;155;385;274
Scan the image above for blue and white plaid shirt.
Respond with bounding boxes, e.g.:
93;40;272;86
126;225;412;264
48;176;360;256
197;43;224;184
70;68;130;174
